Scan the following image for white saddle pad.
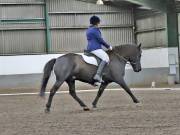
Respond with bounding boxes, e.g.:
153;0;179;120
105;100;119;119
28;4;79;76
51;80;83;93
81;54;98;66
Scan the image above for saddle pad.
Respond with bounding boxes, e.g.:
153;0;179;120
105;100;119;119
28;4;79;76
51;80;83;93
81;54;98;66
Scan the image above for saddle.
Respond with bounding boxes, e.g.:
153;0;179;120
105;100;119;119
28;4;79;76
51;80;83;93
83;50;101;65
83;50;103;86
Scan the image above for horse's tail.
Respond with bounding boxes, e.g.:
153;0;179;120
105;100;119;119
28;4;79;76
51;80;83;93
39;58;56;97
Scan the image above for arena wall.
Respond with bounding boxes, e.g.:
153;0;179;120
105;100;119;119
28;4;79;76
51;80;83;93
0;48;176;90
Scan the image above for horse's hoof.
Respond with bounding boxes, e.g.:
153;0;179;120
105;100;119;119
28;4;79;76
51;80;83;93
92;104;97;108
134;100;140;104
45;108;50;113
39;92;45;98
83;107;90;111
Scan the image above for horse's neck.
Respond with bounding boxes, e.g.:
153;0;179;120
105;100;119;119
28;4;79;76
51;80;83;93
109;50;129;63
109;53;127;71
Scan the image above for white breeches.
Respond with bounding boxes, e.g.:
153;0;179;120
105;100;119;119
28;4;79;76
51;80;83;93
91;49;110;63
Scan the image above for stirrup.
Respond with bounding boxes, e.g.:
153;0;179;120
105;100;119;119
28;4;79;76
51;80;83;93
93;82;99;86
93;75;104;83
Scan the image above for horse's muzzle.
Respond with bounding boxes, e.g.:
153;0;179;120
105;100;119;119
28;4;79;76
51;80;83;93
134;68;141;72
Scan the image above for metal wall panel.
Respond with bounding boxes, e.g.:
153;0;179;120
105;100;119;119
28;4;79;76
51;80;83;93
50;14;75;27
135;11;167;48
137;30;167;48
0;30;46;55
74;14;92;27
178;13;180;49
176;1;180;12
178;13;180;35
48;0;134;53
136;14;166;31
50;29;86;52
47;0;125;12
0;5;44;19
50;12;133;27
50;28;134;53
0;22;45;29
72;1;128;12
0;0;44;3
90;12;133;26
135;9;162;19
0;0;134;54
102;28;134;45
72;0;122;12
0;1;46;55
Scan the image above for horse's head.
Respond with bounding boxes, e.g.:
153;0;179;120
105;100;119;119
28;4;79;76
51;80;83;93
110;44;142;72
128;43;142;72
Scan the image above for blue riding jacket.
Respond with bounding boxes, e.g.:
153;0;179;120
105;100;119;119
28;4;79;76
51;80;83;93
86;26;110;52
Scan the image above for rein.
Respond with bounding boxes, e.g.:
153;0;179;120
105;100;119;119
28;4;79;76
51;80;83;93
113;52;137;65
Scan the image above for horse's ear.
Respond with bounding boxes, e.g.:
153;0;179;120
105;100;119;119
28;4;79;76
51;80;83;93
138;43;142;49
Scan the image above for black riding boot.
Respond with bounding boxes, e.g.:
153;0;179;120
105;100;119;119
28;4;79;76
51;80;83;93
93;61;107;83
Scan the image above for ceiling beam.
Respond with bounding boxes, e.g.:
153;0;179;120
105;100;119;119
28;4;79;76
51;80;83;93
117;0;167;11
77;0;167;11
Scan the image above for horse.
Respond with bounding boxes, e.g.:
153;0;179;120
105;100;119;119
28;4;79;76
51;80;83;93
39;44;142;112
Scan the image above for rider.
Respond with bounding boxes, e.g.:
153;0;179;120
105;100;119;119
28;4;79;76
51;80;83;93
86;15;113;83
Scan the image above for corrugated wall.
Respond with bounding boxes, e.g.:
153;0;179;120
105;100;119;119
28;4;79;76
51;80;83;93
0;30;45;54
135;10;167;48
176;1;180;12
0;0;44;2
51;27;134;52
0;0;134;55
0;0;45;55
48;0;125;12
47;0;134;53
178;13;180;49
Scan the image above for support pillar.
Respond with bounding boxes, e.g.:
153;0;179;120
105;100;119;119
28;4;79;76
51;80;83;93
166;0;180;83
44;0;51;53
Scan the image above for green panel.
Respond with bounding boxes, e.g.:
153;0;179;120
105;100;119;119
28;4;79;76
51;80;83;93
44;0;51;53
166;0;179;47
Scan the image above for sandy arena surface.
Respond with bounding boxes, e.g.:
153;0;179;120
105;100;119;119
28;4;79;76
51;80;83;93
0;89;180;135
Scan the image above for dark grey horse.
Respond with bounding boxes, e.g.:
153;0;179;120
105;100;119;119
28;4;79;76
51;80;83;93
40;44;142;112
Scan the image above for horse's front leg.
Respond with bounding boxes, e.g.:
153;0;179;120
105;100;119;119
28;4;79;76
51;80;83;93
116;78;139;103
92;82;109;108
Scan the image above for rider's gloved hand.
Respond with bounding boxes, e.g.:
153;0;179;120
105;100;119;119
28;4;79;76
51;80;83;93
109;46;113;51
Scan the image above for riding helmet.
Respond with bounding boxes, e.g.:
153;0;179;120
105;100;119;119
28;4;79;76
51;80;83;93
90;16;100;25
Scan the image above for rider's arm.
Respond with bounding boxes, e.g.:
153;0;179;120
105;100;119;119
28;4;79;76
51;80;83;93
93;29;110;49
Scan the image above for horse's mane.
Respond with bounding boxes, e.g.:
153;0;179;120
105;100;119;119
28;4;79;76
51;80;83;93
112;45;124;52
107;44;136;54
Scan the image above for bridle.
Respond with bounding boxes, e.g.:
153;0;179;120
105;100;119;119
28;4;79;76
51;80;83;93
113;52;137;65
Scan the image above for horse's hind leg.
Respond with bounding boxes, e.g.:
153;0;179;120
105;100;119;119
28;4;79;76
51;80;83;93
67;80;90;111
92;82;109;108
45;80;63;113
